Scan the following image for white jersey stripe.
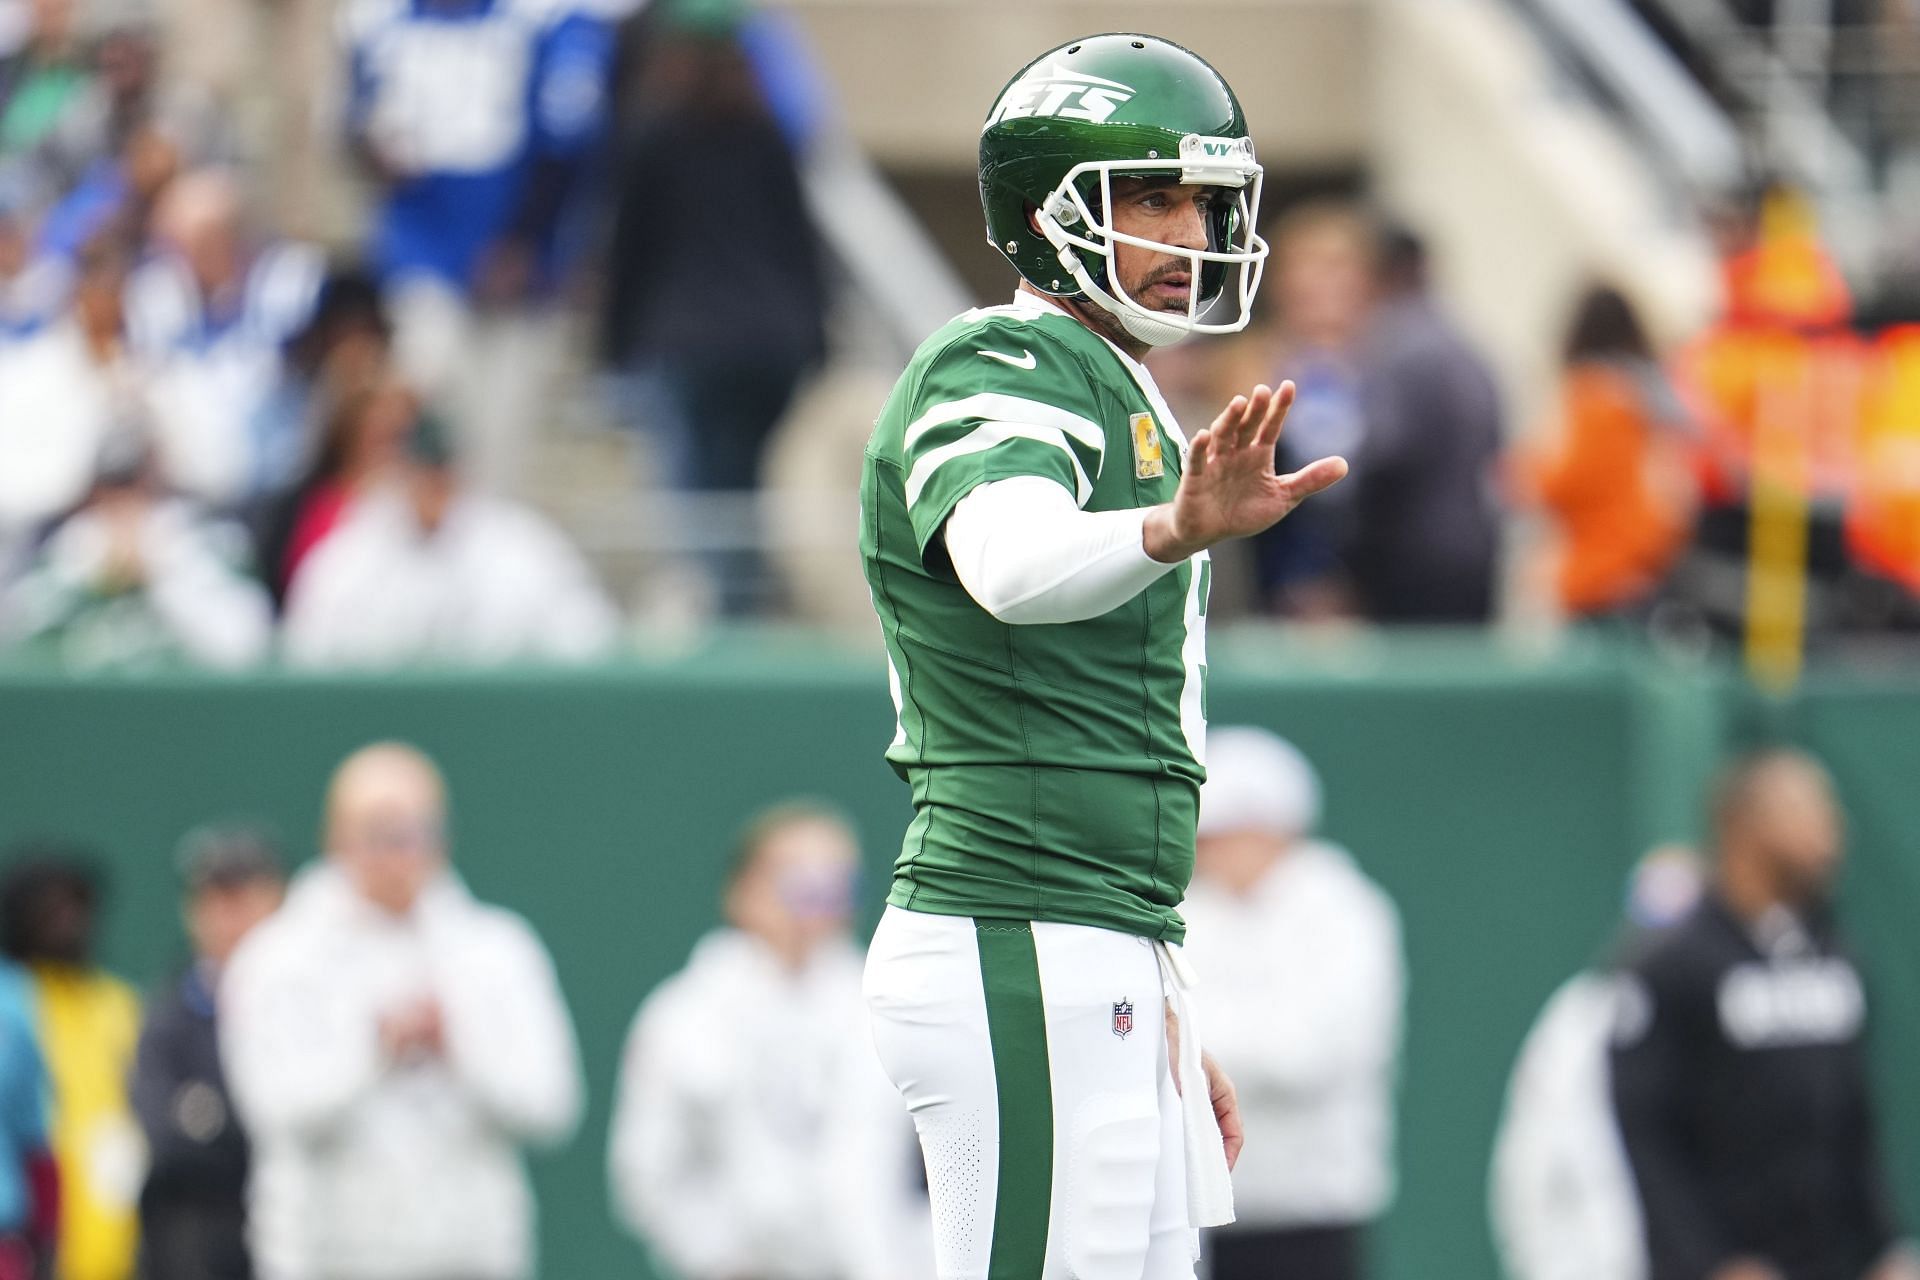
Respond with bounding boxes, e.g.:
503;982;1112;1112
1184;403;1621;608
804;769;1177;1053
884;648;908;750
904;422;1094;509
904;392;1107;462
1178;552;1210;766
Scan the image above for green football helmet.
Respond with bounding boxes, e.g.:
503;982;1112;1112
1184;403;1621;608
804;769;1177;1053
979;33;1267;347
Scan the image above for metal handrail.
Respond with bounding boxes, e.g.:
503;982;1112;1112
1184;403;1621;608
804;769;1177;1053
1520;0;1746;194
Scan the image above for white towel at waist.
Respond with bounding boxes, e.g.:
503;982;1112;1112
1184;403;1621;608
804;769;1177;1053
1155;939;1236;1228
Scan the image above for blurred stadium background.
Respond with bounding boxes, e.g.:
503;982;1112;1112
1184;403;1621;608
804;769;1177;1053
4;0;1920;1277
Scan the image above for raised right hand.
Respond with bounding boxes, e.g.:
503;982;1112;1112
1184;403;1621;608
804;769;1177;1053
1142;381;1348;564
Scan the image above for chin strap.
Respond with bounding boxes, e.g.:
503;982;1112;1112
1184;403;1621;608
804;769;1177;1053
1110;300;1195;349
1036;211;1193;349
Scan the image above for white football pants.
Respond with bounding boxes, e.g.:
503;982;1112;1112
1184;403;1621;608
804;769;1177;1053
864;906;1198;1280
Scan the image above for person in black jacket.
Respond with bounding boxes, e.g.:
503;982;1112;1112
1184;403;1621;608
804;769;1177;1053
599;20;826;494
599;12;828;614
131;826;285;1280
1346;226;1503;624
1610;750;1920;1280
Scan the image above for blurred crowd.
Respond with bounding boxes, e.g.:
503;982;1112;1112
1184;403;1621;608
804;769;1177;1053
0;747;932;1280
0;0;1918;668
1493;751;1920;1280
0;736;1911;1280
1157;186;1920;647
0;0;831;666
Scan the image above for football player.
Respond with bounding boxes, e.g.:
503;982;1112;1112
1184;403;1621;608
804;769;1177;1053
859;32;1348;1280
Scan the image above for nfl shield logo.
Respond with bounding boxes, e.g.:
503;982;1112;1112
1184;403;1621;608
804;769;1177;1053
1112;999;1134;1039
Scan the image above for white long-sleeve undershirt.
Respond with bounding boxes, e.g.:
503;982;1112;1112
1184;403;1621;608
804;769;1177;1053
943;476;1179;625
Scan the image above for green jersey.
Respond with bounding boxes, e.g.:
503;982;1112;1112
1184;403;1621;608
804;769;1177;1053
859;292;1211;942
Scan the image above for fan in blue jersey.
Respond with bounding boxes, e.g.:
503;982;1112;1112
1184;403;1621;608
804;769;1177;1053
125;168;325;508
341;0;613;490
342;0;610;298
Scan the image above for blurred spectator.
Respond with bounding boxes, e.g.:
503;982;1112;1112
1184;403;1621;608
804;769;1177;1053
1668;188;1876;642
2;429;273;669
610;803;932;1280
30;16;158;193
125;168;323;508
0;0;83;166
600;13;827;612
1611;751;1920;1280
282;412;618;666
1179;728;1404;1280
35;114;179;263
28;17;224;207
602;18;825;491
0;170;68;341
131;826;285;1280
1349;225;1503;623
0;236;142;565
1245;200;1373;618
720;1;832;153
221;743;583;1280
256;375;413;606
0;850;142;1280
1512;285;1697;622
248;268;391;516
0;956;56;1280
342;0;614;493
1491;845;1706;1280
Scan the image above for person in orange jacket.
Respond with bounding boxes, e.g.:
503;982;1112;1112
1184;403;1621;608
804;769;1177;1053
1515;285;1698;619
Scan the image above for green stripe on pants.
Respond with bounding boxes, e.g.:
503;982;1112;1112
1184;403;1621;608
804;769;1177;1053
975;919;1053;1278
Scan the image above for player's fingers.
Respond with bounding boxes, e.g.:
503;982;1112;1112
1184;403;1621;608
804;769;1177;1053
1282;455;1350;502
1207;396;1249;441
1253;379;1296;453
1207;1059;1244;1171
1233;384;1272;449
1186;429;1212;476
1164;1000;1183;1098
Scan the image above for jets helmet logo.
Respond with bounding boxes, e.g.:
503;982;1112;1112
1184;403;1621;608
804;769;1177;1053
1112;999;1134;1039
987;63;1136;127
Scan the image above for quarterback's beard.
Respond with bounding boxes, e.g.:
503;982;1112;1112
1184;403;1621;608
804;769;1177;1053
1118;262;1194;312
1142;262;1194;298
1083;262;1198;349
1121;262;1190;347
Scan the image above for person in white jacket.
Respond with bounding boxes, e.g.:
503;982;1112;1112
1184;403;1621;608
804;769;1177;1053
609;803;932;1280
1178;727;1405;1280
282;414;617;668
1489;845;1704;1280
220;742;583;1280
2;431;272;669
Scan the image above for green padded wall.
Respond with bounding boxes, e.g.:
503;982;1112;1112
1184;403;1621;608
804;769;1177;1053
0;637;1908;1279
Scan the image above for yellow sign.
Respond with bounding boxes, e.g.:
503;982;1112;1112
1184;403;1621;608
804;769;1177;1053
1132;412;1164;479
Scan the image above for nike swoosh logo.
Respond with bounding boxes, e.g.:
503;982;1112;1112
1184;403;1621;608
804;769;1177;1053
977;348;1037;370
